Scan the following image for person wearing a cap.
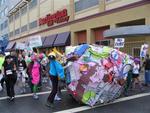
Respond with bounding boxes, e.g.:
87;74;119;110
3;55;17;101
46;52;64;108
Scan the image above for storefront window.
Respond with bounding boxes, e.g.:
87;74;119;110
29;20;37;29
15;11;19;19
21;5;27;15
21;25;27;33
9;15;14;23
15;28;20;35
29;0;37;10
9;31;14;37
133;47;140;57
105;0;115;3
75;0;99;12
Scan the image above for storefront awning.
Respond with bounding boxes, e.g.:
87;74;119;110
15;42;26;50
41;36;46;44
43;34;57;48
5;42;16;52
53;32;70;46
104;25;150;38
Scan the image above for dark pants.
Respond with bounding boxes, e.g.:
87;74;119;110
5;75;17;97
124;71;132;94
47;75;58;103
0;77;5;88
145;70;150;84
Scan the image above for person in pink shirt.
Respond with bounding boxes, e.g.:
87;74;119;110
31;55;41;99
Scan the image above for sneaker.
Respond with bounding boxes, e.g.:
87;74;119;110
54;95;62;101
45;101;54;108
33;94;39;99
20;90;24;94
10;97;15;101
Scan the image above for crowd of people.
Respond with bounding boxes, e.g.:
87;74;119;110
0;49;150;108
0;50;65;108
124;54;150;96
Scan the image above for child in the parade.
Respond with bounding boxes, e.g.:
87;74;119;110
31;55;41;99
17;54;27;94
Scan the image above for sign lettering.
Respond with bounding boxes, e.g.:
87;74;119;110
39;9;70;27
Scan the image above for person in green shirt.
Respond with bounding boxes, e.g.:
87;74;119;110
0;53;5;70
0;53;5;89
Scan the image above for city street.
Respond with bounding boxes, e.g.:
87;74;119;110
0;84;150;113
1;0;150;113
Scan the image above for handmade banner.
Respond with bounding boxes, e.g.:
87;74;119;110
15;42;26;50
140;44;149;58
29;35;42;48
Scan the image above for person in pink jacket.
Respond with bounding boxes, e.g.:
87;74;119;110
31;55;40;99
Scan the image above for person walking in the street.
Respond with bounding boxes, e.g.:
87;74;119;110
0;70;4;91
0;53;5;89
3;55;17;101
31;55;41;99
124;65;133;96
46;52;64;108
143;54;150;86
17;54;27;94
132;59;143;91
27;60;34;93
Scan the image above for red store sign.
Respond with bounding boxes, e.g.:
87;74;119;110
39;9;70;27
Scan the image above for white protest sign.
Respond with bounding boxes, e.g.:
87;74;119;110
15;42;26;50
29;35;42;48
140;44;149;58
114;38;125;48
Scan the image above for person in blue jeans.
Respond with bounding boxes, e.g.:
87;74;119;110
143;54;150;86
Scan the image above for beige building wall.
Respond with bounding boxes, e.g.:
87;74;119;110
75;6;100;19
14;18;20;30
70;3;150;45
54;0;70;11
105;0;142;10
39;0;52;18
21;14;28;26
29;7;38;23
8;0;150;55
40;26;70;37
9;22;14;33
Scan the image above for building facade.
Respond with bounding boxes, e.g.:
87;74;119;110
0;0;20;38
0;0;20;53
7;0;150;57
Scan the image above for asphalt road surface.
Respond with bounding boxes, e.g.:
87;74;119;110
0;77;150;113
0;90;150;113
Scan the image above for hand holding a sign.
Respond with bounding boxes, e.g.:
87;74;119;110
114;38;125;49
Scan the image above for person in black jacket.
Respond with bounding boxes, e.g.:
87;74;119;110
143;54;150;86
3;55;17;101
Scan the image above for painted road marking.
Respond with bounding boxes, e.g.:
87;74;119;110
53;92;150;113
0;90;67;101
